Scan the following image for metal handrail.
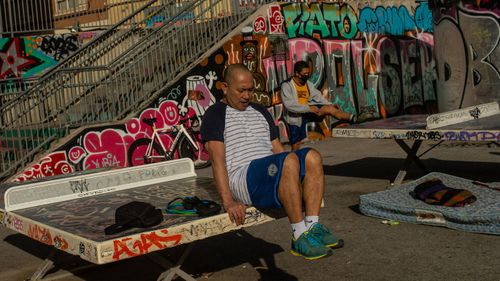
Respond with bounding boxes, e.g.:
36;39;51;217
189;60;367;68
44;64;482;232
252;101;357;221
0;0;171;111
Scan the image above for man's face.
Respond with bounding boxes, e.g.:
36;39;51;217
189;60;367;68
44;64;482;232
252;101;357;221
296;68;310;83
223;70;254;111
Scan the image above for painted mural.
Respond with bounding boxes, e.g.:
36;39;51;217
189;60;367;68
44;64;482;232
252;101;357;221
11;1;500;182
0;34;81;80
15;99;211;181
433;1;500;112
0;34;84;98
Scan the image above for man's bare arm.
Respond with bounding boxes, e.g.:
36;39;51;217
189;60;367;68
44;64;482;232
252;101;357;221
271;139;285;154
205;140;246;225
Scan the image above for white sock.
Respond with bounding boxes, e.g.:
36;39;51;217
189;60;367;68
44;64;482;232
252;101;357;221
291;221;308;240
305;216;319;229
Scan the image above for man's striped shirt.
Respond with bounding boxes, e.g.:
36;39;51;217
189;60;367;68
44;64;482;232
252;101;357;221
201;102;278;204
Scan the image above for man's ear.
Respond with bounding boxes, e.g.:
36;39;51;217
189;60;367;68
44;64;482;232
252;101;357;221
221;82;228;94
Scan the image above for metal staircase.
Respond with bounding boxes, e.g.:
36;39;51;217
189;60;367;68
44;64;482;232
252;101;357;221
0;0;269;181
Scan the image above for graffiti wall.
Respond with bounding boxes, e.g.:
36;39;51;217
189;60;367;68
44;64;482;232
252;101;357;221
0;34;81;80
14;98;212;181
433;1;500;112
12;1;500;182
12;1;434;181
0;33;83;98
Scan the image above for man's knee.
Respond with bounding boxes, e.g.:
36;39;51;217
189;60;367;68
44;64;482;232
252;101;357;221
283;152;300;171
305;148;323;166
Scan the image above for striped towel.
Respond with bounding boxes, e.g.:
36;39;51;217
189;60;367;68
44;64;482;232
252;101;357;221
413;179;477;207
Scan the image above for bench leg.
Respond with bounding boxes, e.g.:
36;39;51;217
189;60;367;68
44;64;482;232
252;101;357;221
30;250;55;281
29;249;94;281
391;139;427;187
155;243;196;281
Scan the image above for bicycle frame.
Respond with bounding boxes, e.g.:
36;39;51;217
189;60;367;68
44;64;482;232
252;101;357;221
145;122;199;161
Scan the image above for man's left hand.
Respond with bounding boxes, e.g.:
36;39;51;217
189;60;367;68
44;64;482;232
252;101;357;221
224;199;247;226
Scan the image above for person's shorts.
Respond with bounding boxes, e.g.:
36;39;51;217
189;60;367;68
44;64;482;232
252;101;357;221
246;148;311;209
288;112;324;145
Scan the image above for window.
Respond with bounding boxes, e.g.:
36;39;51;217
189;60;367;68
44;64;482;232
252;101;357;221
55;0;88;15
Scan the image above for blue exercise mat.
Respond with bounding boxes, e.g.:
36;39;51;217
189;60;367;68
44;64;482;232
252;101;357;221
359;172;500;235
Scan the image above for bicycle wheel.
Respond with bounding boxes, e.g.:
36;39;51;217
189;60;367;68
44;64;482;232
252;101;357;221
127;138;165;167
178;135;211;169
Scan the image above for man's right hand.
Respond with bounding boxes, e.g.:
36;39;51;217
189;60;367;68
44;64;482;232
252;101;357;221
309;105;321;115
224;199;247;226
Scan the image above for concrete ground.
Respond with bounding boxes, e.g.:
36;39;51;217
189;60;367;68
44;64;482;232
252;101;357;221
1;138;499;281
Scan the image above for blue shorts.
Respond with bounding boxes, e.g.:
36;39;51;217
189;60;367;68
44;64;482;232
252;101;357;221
245;148;311;209
288;110;325;145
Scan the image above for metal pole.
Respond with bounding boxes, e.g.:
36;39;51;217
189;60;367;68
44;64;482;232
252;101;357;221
7;0;14;36
0;1;4;37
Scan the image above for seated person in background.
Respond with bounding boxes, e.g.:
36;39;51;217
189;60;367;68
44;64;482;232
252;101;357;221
201;64;344;260
281;60;358;150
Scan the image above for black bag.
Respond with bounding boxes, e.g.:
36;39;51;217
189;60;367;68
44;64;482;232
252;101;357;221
105;201;163;235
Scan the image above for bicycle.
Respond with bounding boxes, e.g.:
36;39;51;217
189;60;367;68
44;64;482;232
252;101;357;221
127;115;210;169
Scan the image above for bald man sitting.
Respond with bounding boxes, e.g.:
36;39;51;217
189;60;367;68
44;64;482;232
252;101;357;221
201;64;344;260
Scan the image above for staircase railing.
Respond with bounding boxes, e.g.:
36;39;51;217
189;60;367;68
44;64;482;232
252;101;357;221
0;0;189;123
0;0;269;181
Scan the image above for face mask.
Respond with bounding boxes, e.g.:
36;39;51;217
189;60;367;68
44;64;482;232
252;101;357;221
299;75;309;83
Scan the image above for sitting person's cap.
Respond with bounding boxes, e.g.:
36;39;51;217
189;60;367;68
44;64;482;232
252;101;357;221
105;201;163;235
412;178;477;207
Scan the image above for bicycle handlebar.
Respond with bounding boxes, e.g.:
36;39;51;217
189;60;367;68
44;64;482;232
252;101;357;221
141;115;199;127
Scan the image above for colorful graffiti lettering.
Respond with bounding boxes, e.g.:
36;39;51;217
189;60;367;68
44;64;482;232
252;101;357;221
358;4;433;35
282;3;358;39
81;129;133;170
264;34;436;117
443;131;500;142
112;230;182;260
434;6;500;112
28;224;53;245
